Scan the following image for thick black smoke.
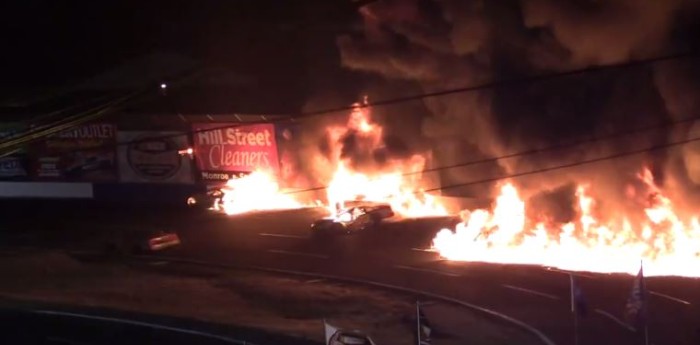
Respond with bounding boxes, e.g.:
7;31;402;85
336;0;700;209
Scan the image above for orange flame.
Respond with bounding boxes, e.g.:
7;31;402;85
432;168;700;277
215;99;446;219
323;100;446;218
215;171;308;215
326;160;447;217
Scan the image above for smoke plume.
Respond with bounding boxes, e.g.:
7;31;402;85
336;0;700;208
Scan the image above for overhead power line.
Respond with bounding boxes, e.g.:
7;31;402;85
424;134;700;193
4;96;112;132
286;132;700;196
12;95;112;129
2;49;696;156
0;70;207;153
410;116;698;176
1;49;698;185
0;93;136;152
106;48;700;146
284;113;699;194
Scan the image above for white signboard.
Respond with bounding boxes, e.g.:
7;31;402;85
118;131;194;184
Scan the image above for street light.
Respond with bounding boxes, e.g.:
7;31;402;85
178;147;194;156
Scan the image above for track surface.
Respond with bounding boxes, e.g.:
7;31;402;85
3;201;700;344
0;305;314;345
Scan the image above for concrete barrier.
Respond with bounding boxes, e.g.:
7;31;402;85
0;182;93;198
92;183;201;206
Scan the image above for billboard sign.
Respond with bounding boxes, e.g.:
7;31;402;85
31;123;117;181
0;123;28;178
192;123;279;181
0;157;27;178
118;131;193;183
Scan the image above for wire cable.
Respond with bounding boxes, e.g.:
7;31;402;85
284;133;700;196
0;94;135;151
3;49;695;154
423;134;700;193
0;69;207;153
283;114;698;194
1;50;698;185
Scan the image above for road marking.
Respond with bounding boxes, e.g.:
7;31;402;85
393;265;461;277
543;267;598;279
259;233;308;239
267;249;328;259
411;247;437;253
594;309;635;332
34;310;247;344
501;284;560;300
649;290;691;305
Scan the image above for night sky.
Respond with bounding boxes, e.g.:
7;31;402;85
1;0;366;111
6;0;700;195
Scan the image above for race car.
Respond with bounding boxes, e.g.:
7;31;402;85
186;186;225;211
310;203;394;237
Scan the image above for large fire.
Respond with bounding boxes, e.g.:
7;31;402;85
207;99;700;277
216;99;446;218
325;161;446;217
432;168;700;277
214;171;310;215
323;100;446;218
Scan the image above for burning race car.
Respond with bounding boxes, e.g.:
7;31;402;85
186;185;225;211
311;203;394;237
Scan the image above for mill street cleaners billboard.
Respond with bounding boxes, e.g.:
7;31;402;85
192;123;280;181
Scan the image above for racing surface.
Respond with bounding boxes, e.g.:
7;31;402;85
0;301;317;345
2;200;699;345
165;208;700;345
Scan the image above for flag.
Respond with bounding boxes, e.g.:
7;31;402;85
570;275;588;317
323;320;375;345
416;302;432;345
625;264;648;329
324;319;340;344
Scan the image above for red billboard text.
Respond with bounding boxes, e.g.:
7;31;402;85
193;123;279;180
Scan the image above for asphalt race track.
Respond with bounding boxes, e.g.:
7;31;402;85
0;304;314;345
155;207;700;345
2;200;699;345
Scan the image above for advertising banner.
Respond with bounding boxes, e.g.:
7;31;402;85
192;123;279;181
0;123;28;179
31;123;117;181
118;131;194;184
